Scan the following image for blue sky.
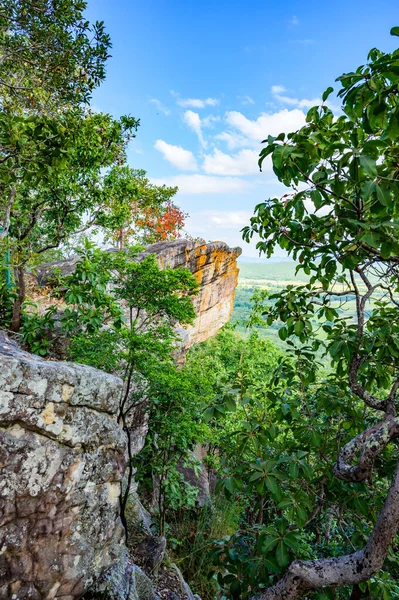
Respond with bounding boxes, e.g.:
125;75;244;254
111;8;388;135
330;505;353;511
87;1;399;257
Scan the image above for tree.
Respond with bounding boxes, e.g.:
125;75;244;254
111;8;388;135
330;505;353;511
242;29;399;599
2;111;138;331
0;0;112;238
98;166;186;249
0;0;111;110
0;1;140;330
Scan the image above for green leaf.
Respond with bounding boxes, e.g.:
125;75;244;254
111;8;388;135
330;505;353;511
361;180;376;199
263;555;281;574
381;242;393;259
322;87;334;102
284;531;300;551
359;155;377;177
278;498;293;509
203;407;215;423
265;476;279;496
224;478;235;495
310;189;323;210
272;145;293;169
294;320;305;336
289;462;299;478
278;327;288;341
276;540;290;567
390;26;399;37
224;395;237;412
249;471;264;482
362;231;380;248
376;184;392;207
260;535;279;553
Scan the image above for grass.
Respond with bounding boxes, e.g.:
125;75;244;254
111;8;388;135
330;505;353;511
167;495;243;600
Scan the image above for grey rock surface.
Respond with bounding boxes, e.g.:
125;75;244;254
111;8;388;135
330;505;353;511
172;564;201;600
90;549;161;600
0;332;127;600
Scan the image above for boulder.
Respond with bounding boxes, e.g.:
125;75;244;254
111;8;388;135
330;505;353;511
90;549;161;600
0;332;127;600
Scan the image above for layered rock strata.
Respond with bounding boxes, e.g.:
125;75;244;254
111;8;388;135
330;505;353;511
135;239;241;349
0;333;126;600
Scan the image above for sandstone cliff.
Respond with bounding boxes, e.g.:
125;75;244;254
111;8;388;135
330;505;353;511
135;239;241;350
36;239;241;352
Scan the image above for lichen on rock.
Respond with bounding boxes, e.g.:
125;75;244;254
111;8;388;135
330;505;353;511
0;332;127;600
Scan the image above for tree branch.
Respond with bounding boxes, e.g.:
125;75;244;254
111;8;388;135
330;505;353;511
254;458;399;600
334;417;399;483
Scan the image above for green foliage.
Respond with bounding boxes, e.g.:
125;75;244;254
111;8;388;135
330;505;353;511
20;305;57;355
232;29;399;599
96;166;180;248
191;297;398;598
134;361;210;534
0;1;140;331
0;0;111;110
167;495;243;600
21;239;198;366
0;262;14;328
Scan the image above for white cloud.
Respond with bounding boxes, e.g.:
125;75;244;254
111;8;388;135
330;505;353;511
207;210;253;228
202;115;220;128
185;210;265;257
151;174;253;195
298;97;324;108
171;91;219;109
203;148;266;176
290;15;300;26
225;108;307;142
271;86;299;106
215;131;256;150
179;97;219;108
154;140;198;171
183;110;207;147
271;85;340;112
149;98;171;116
188;210;253;231
276;94;299;106
271;85;286;95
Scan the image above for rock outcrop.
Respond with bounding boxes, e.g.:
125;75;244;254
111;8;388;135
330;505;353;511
135;239;241;350
0;332;126;600
36;239;241;353
0;239;241;599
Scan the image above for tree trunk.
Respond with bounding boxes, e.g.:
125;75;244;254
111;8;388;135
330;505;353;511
350;584;363;599
10;262;25;332
0;187;16;239
254;458;399;599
